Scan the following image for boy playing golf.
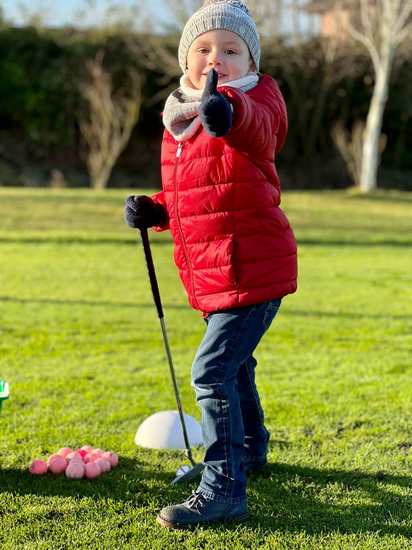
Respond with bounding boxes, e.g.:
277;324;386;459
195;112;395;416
125;0;297;528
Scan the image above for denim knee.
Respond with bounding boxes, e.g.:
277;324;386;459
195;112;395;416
191;349;236;393
192;380;231;403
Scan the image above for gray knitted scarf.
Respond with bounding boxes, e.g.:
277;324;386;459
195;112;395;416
163;73;259;142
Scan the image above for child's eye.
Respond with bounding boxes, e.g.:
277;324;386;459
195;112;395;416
198;48;209;54
226;49;237;55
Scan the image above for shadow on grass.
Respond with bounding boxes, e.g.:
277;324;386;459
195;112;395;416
1;459;411;537
244;462;412;538
284;308;412;322
0;237;172;246
297;238;412;247
1;296;411;321
0;457;190;516
0;296;187;311
1;236;412;247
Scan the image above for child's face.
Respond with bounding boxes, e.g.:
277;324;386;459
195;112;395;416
186;29;254;90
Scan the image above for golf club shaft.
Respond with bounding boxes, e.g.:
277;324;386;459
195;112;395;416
159;317;195;465
139;228;195;465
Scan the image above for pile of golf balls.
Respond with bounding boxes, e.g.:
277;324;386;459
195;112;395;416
29;446;119;479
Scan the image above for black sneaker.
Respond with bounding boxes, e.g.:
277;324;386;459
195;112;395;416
156;491;248;529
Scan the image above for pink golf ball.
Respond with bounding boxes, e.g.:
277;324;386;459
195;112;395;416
29;459;48;475
48;455;67;475
102;452;118;468
90;451;103;460
47;453;62;463
67;452;82;462
85;462;101;479
65;461;85;479
95;459;111;473
87;452;101;463
58;447;73;459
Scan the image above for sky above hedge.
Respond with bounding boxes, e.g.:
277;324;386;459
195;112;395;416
2;0;167;30
2;0;318;35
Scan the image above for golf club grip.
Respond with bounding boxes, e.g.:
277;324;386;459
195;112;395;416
140;227;164;319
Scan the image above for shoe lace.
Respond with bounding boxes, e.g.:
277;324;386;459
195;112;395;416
186;492;207;512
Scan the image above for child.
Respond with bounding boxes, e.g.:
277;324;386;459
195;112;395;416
125;0;297;529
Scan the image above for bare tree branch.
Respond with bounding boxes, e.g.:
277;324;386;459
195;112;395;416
332;120;365;183
79;51;142;189
346;17;381;73
394;1;412;35
340;0;412;192
359;0;375;45
395;21;412;43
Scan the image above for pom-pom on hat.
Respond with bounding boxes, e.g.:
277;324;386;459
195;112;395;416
178;0;260;74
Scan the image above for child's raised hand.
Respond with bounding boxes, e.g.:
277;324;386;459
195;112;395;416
199;69;233;138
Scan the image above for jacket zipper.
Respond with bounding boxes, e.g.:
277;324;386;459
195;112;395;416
173;142;198;308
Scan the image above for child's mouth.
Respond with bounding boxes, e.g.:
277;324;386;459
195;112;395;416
203;72;227;79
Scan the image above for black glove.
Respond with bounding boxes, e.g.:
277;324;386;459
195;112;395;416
199;69;233;138
124;195;168;229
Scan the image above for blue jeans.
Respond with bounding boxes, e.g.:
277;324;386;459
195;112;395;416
191;298;282;504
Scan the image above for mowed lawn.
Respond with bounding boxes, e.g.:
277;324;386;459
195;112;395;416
0;188;411;549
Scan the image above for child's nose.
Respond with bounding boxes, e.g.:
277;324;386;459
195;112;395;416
208;51;223;66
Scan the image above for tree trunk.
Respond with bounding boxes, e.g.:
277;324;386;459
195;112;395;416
359;51;393;192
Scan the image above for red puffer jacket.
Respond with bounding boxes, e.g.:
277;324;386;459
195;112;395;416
152;74;297;314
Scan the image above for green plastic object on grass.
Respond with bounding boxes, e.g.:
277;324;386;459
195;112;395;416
0;381;9;412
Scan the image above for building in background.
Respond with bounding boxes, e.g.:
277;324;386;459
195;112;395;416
303;0;352;41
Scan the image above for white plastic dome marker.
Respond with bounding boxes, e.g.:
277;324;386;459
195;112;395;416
135;411;203;450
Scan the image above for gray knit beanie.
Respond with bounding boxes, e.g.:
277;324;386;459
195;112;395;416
178;0;260;73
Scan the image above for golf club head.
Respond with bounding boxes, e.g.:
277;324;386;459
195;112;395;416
171;463;205;485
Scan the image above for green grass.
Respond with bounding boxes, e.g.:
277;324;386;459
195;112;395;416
0;187;412;549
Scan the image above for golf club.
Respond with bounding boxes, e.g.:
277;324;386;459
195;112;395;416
139;227;205;484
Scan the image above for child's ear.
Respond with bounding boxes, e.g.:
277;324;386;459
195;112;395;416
249;57;256;72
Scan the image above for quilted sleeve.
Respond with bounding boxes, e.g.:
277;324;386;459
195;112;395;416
150;190;170;232
219;77;288;157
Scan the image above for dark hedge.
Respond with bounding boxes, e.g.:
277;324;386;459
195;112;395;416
0;25;410;188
